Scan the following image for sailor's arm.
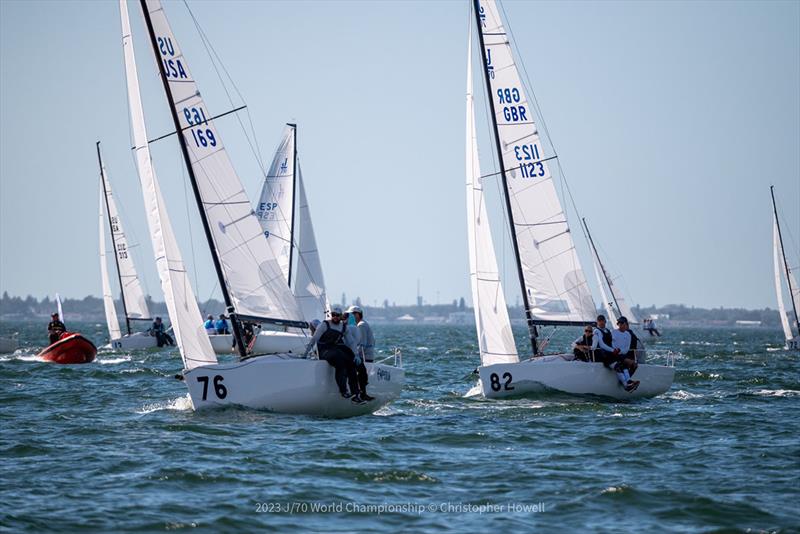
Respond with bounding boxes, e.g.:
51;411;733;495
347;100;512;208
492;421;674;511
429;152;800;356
303;322;327;356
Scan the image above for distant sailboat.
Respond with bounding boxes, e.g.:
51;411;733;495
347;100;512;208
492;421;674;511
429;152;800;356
97;141;158;350
466;0;673;399
207;124;327;354
771;186;799;350
121;0;402;415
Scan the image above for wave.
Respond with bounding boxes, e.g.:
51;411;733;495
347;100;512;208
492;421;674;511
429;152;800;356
137;394;193;414
750;389;799;398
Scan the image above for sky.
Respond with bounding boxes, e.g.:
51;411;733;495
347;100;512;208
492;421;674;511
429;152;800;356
0;0;798;311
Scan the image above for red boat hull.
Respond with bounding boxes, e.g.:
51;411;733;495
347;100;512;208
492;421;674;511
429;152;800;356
38;333;97;364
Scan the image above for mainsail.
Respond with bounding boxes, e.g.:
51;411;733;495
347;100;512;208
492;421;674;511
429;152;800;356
475;0;596;324
773;219;793;340
467;24;518;366
141;0;303;325
120;0;215;369
99;190;122;340
98;144;151;325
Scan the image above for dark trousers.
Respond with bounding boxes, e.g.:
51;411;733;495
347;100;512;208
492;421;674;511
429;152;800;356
573;348;591;362
155;332;173;347
48;332;61;344
595;349;620;367
320;347;360;396
356;361;369;392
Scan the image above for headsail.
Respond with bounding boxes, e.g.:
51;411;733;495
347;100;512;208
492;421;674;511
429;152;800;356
98;146;151;323
771;185;800;342
773;219;793;340
99;190;122;340
583;218;638;325
467;23;518;365
475;0;596;324
120;0;215;369
141;0;303;324
293;161;328;321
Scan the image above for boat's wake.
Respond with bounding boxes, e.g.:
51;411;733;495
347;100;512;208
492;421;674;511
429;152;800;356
137;394;193;414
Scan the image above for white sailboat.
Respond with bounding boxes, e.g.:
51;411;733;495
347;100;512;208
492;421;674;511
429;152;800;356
97;141;158;350
120;0;402;415
207;124;327;355
771;186;799;350
467;0;673;400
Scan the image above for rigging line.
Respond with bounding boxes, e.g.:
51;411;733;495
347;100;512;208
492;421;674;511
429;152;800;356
182;0;266;173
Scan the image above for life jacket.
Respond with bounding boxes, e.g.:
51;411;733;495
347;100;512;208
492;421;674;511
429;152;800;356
598;327;612;347
629;330;639;351
317;320;347;353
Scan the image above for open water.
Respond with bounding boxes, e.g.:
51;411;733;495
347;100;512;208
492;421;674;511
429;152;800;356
1;321;798;532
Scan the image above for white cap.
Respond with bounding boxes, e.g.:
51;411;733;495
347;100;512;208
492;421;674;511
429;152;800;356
347;305;363;315
329;306;343;315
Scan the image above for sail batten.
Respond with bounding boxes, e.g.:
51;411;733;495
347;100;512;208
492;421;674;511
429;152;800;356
120;0;215;369
467;20;519;366
475;0;596;325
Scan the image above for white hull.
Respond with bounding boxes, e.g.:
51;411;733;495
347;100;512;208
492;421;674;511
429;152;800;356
478;354;674;400
104;331;160;350
0;337;18;354
184;354;404;417
786;336;800;351
208;330;307;355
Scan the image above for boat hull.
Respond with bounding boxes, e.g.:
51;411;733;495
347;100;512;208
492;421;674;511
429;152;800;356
787;336;800;351
0;336;18;354
478;354;674;400
184;354;404;417
38;333;97;364
208;330;307;355
105;331;160;350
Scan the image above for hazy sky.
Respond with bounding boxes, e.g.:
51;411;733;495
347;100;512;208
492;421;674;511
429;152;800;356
1;0;798;310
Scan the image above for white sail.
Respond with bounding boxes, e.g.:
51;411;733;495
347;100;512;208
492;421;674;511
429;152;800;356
143;0;303;323
293;162;328;321
120;0;215;370
100;190;122;340
591;252;617;325
99;157;151;321
477;0;596;323
774;218;794;341
467;25;518;365
56;293;63;322
256;125;295;284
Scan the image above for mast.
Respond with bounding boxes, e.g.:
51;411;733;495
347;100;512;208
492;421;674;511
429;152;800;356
287;123;297;289
139;0;248;358
582;217;620;319
771;185;800;334
97;141;132;336
472;0;538;355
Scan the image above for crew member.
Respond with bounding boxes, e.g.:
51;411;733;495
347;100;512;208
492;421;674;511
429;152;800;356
151;316;174;347
349;305;375;401
611;316;640;392
303;306;364;403
47;313;66;344
215;314;230;335
591;314;615;364
203;314;216;335
572;326;594;361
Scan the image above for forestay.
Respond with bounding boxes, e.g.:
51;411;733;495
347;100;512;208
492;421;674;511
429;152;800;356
143;0;303;323
293;162;327;321
120;0;215;369
99;158;151;321
99;191;122;340
477;0;595;323
466;27;518;365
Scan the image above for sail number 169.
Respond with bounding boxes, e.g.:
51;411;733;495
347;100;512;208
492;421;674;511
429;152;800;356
183;107;217;149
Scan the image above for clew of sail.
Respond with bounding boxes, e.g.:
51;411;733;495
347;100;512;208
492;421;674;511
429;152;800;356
99;157;151;321
120;0;215;369
477;0;595;323
774;218;795;340
294;162;328;321
100;190;123;340
467;25;518;365
142;0;302;324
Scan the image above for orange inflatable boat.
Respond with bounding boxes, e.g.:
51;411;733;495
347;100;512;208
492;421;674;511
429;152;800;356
38;332;97;364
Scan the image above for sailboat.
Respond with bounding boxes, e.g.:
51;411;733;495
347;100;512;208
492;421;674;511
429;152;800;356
466;0;673;399
119;0;402;415
97;141;158;350
771;186;799;350
206;124;327;355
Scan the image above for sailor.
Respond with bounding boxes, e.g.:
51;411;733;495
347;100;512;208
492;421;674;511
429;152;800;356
203;314;216;335
646;317;661;337
572;326;594;362
151;316;174;347
215;314;230;335
611;316;640;392
591;314;616;364
348;305;375;401
47;313;66;344
303;306;365;403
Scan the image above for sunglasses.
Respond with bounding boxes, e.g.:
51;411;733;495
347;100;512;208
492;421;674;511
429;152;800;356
331;313;341;317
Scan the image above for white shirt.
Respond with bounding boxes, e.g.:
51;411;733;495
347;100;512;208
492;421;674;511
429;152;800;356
356;319;375;360
592;327;614;352
611;329;632;354
304;320;359;356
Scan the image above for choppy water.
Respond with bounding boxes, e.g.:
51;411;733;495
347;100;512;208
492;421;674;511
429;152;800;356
1;321;798;532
